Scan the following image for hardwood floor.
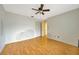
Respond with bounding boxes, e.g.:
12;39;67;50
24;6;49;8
1;36;79;55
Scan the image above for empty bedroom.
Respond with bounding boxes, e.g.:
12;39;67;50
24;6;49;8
0;4;79;55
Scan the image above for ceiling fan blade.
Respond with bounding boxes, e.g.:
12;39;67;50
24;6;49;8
35;12;39;14
43;9;50;11
32;8;38;11
41;4;44;9
42;12;44;15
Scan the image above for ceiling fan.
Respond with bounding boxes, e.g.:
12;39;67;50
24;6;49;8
32;4;50;15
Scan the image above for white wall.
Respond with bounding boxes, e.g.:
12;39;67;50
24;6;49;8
0;4;41;52
4;12;40;44
47;8;79;47
0;5;5;53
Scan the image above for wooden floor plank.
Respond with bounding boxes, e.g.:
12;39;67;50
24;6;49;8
1;36;79;55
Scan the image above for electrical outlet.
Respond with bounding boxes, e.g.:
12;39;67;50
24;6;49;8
57;36;60;38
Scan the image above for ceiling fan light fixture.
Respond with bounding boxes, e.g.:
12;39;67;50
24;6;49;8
32;4;50;15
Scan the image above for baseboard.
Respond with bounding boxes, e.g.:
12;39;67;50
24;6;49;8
5;35;40;44
0;45;5;54
48;33;78;47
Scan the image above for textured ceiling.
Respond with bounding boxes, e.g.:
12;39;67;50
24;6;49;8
3;4;79;20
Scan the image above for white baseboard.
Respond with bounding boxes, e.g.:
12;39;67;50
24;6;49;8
0;45;5;53
5;35;40;44
48;33;78;47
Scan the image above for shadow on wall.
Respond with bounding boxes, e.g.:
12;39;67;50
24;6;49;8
16;29;35;40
